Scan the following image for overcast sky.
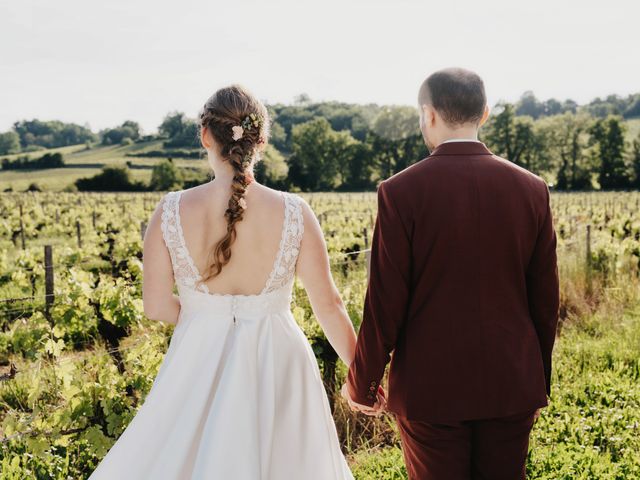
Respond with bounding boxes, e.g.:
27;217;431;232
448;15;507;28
1;0;637;134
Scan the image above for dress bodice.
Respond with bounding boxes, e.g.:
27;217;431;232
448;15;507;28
159;188;304;315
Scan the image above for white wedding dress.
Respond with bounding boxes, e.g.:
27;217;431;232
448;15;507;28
89;189;354;479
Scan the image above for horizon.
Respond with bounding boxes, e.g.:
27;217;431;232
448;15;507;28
2;0;638;135
3;89;638;137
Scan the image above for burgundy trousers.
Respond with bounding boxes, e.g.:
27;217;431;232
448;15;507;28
395;409;537;480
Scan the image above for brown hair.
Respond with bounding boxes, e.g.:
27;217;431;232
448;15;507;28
418;67;487;126
197;84;270;280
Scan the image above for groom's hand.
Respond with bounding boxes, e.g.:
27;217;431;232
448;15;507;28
341;383;386;416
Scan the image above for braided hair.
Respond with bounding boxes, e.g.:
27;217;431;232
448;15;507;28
197;84;270;280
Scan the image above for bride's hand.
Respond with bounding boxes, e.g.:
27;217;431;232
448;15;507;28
341;383;386;417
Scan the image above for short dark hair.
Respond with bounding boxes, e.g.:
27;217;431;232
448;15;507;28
418;68;487;126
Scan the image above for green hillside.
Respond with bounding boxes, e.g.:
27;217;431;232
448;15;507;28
0;140;208;191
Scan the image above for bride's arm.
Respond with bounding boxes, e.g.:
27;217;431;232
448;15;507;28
142;196;181;325
295;198;357;367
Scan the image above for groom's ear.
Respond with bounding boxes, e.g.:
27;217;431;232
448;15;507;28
421;104;436;127
478;104;490;127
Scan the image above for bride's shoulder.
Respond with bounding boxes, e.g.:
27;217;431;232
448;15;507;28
259;185;306;206
283;190;311;213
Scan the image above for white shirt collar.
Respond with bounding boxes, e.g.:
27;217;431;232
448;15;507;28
441;138;481;144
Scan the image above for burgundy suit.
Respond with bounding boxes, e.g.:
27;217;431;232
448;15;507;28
347;140;560;479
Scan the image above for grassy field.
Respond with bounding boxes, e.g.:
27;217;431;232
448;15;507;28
0;141;208;191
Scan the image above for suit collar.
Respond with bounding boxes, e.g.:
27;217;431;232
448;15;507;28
428;140;493;157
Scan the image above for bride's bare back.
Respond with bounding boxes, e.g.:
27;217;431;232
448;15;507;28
143;179;357;368
178;181;287;296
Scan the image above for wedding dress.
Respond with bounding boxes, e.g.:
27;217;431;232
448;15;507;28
89;189;354;479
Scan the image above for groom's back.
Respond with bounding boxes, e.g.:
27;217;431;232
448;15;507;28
382;140;557;421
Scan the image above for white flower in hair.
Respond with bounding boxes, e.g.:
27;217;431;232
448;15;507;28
238;197;247;209
231;125;244;141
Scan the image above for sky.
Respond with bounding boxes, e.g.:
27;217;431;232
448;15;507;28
1;0;638;134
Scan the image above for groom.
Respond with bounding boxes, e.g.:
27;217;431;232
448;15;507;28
342;67;560;479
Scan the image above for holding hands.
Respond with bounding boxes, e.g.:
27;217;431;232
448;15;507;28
341;383;387;416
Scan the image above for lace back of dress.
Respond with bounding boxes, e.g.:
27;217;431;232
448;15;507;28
261;192;305;295
160;191;209;293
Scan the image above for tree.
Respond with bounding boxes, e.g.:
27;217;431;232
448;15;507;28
150;159;182;191
101;120;141;145
562;99;579;114
288;117;358;191
516;91;544;118
12;119;96;149
0;131;21;154
158;112;199;148
344;141;375;190
372;106;419;142
75;166;146;191
631;134;640;189
543;98;563;116
624;95;640;118
293;93;312;106
254;145;288;188
482;103;539;169
589;116;629;189
538;113;591;190
269;121;287;152
1;152;64;170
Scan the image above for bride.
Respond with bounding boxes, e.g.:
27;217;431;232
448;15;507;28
88;84;383;479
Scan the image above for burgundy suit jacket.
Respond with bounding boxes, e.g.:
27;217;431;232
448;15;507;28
347;140;560;422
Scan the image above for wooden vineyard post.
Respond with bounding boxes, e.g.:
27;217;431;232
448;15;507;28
363;227;371;281
586;224;592;295
44;245;54;322
92;210;97;229
76;220;82;248
19;203;26;249
141;221;147;241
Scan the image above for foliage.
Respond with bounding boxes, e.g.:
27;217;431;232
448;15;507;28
515;91;640;120
0;131;21;155
288;117;359;191
632;134;640;189
75;167;147;192
100;121;141;146
1;153;64;171
149;159;181;191
254;144;289;188
12;119;97;150
158;112;199;149
589;116;629;190
1;191;639;478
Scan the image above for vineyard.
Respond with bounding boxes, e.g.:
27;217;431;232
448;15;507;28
0;190;639;479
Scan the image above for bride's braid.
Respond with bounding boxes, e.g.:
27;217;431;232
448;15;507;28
198;85;270;280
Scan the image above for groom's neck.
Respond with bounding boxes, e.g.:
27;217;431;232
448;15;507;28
436;126;479;145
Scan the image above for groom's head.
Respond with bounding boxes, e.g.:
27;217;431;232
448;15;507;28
418;67;489;151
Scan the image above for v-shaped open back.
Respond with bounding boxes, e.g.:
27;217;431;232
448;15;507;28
160;189;304;298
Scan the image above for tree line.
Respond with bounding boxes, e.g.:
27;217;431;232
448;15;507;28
1;91;639;191
1;152;64;171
